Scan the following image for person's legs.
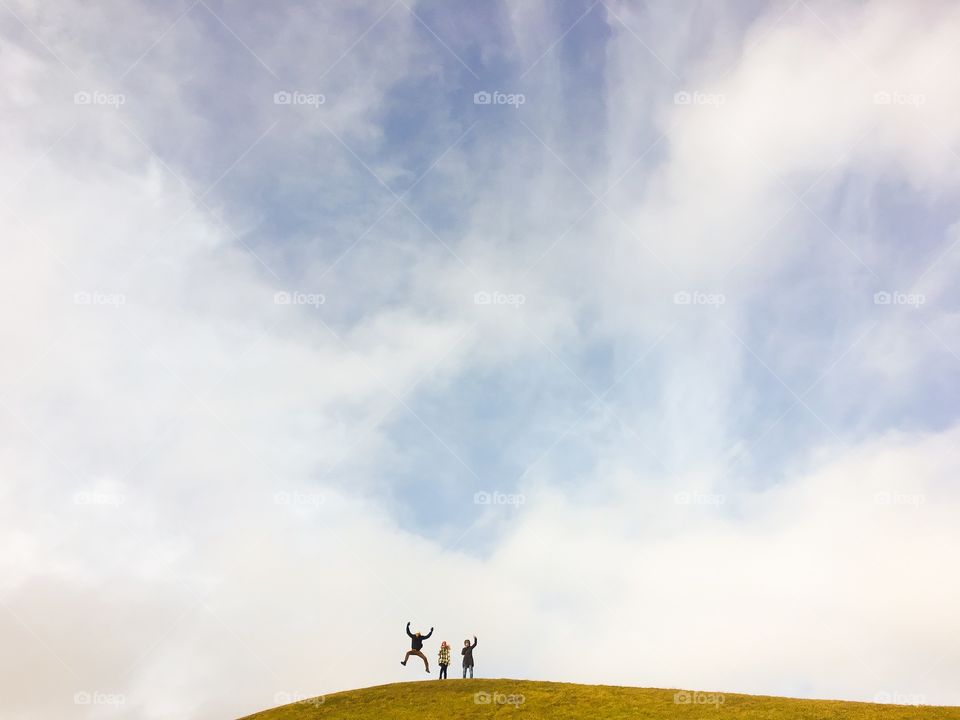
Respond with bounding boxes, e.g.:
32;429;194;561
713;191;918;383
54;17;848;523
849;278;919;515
414;649;429;672
467;666;474;678
439;664;447;679
402;650;413;666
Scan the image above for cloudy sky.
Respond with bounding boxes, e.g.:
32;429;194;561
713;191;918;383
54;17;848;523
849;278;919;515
2;0;959;718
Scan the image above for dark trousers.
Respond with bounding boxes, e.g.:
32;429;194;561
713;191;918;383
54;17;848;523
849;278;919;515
439;663;448;679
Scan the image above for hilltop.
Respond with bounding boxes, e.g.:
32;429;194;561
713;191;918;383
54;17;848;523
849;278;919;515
239;679;960;719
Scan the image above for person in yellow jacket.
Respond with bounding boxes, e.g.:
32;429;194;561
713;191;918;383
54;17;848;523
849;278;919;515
437;641;451;679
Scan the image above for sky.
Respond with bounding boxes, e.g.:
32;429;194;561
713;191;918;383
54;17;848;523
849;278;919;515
1;0;959;718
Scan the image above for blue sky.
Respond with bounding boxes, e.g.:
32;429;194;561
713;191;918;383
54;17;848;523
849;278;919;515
2;1;960;718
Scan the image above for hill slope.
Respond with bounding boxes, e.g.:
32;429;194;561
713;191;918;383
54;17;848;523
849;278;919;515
239;679;960;719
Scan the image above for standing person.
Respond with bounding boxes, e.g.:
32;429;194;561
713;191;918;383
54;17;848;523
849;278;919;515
400;621;433;673
437;641;451;679
461;636;477;678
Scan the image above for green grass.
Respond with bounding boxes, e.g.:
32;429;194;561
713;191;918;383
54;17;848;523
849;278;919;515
239;679;960;720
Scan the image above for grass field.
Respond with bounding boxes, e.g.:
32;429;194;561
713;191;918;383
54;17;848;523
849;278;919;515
239;679;960;719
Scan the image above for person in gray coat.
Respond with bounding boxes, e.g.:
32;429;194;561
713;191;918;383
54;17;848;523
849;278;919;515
461;636;477;678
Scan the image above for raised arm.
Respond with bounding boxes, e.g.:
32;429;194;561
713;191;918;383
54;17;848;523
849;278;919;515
423;627;433;639
471;636;477;648
406;622;413;638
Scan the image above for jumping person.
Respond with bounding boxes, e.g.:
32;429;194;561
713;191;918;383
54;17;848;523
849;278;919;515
438;641;451;679
401;621;433;673
461;636;477;678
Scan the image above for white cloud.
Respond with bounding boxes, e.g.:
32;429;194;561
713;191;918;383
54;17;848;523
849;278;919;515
1;1;959;718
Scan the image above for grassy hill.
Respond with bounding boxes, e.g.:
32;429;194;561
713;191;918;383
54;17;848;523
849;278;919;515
239;679;960;719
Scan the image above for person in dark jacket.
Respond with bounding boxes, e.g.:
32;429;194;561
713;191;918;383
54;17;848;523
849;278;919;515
401;621;433;672
461;636;477;678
